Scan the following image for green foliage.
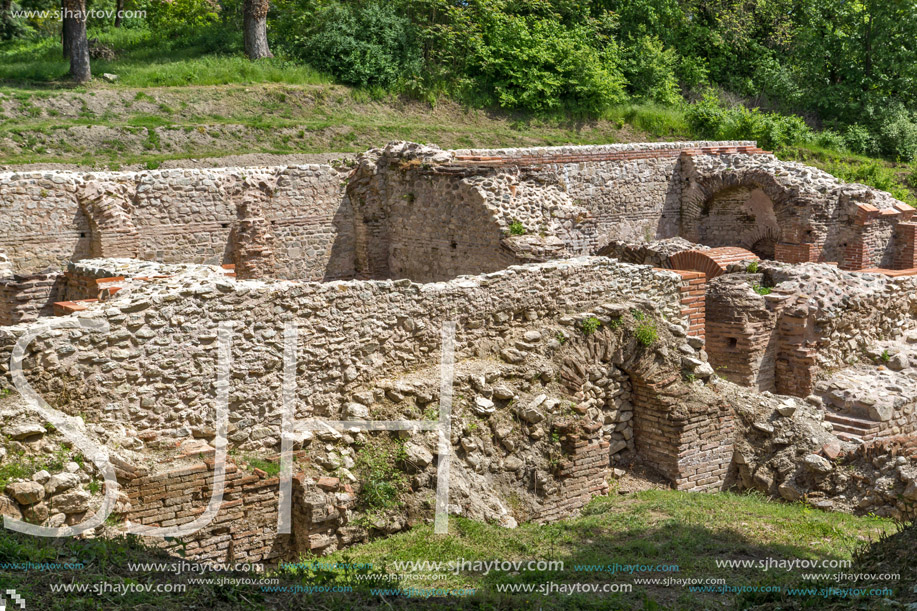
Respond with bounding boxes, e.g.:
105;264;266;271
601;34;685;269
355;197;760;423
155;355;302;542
746;261;759;273
580;316;601;336
686;92;812;150
752;284;771;296
622;35;680;104
355;441;407;511
880;349;891;363
634;322;658;346
147;0;221;38
508;220;526;235
878;107;917;161
244;456;281;476
275;1;422;89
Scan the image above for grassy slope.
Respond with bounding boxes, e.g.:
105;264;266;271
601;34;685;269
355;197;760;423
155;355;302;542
0;489;901;610
1;27;914;210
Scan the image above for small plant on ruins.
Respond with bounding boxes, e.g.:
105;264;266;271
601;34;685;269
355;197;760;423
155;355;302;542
580;316;602;336
0;388;10;398
880;349;891;363
608;316;623;330
753;284;772;296
747;261;759;273
467;420;479;433
630;308;646;321
635;322;658;346
551;431;561;445
355;441;407;511
508;220;526;235
684;372;696;383
244;456;281;477
555;331;567;345
423;405;438;420
87;480;102;495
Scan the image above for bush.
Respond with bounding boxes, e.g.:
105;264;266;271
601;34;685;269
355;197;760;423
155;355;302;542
580;316;602;336
878;108;917;161
635;322;658;346
623;35;680;105
278;1;422;89
147;0;220;38
815;129;848;152
686;93;811;150
449;10;626;114
843;124;880;157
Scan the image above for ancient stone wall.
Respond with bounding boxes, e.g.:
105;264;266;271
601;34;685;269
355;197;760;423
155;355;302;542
0;257;686;445
0;165;351;281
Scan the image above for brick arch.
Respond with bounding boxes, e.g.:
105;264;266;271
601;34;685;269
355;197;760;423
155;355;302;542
668;247;759;279
557;320;734;491
76;182;140;259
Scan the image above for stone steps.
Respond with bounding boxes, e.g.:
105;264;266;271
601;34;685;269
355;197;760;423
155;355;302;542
824;411;881;442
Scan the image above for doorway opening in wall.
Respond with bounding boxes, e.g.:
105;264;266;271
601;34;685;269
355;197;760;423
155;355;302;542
751;237;777;260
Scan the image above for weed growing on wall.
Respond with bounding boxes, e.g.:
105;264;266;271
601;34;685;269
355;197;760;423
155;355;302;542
508;220;526;235
635;322;658;346
355;440;408;511
580;316;602;335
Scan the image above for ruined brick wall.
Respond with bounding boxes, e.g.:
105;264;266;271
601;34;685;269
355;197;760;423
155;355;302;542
631;377;734;491
453;142;763;248
120;455;361;563
0;272;64;327
705;275;782;391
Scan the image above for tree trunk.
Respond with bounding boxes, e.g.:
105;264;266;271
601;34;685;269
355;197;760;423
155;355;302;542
114;0;123;27
63;0;90;83
243;0;272;60
62;5;74;59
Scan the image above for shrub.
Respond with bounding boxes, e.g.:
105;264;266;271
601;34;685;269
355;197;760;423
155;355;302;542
635;322;658;346
508;220;526;235
746;261;759;273
451;11;627;114
843;124;880;157
753;284;771;295
623;35;680;105
815;129;848;152
278;1;422;89
878;109;917;161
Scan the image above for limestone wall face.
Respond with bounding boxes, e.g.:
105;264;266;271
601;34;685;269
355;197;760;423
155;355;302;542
0;165;351;281
0;257;685;444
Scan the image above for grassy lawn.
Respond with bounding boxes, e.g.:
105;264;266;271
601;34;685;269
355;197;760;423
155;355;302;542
0;489;904;610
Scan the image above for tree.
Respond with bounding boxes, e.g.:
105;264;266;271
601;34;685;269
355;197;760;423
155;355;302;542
243;0;272;59
62;0;90;82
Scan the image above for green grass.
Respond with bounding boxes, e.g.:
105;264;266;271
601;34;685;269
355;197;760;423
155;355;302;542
0;28;329;88
243;456;280;477
0;488;904;609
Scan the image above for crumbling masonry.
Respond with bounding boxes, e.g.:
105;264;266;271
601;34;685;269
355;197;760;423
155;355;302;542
1;140;916;563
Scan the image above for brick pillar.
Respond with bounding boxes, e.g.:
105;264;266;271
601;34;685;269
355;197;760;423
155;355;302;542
774;296;818;397
894;222;917;270
672;269;706;340
632;377;734;491
838;203;880;271
536;419;609;523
